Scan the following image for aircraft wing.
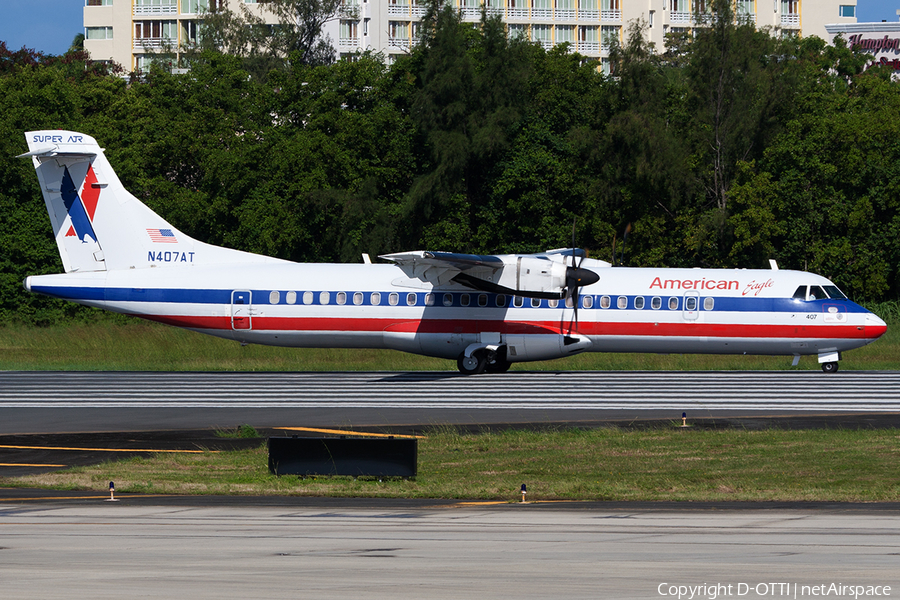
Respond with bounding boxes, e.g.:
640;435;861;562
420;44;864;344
379;251;502;286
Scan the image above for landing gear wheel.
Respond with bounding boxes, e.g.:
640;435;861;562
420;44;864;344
822;361;839;373
457;351;486;375
485;358;512;373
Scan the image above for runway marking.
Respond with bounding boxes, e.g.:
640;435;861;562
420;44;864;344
275;427;424;439
0;463;67;468
0;445;217;453
0;494;175;503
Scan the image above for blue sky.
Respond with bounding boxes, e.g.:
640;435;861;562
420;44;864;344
1;0;898;57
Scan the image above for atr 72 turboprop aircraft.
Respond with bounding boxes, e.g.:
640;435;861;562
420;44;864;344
20;131;887;374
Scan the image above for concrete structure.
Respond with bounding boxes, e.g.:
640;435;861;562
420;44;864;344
84;0;858;72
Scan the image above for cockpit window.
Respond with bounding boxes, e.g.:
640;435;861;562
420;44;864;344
792;286;807;299
808;285;826;300
823;285;847;300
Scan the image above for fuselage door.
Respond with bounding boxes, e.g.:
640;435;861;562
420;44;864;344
231;290;252;330
683;292;699;321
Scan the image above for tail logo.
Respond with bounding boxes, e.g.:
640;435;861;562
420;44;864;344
147;228;178;243
60;165;101;244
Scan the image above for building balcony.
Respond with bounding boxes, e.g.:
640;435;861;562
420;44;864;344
387;4;410;16
669;11;691;24
133;37;175;49
389;37;411;50
577;40;599;53
339;37;360;47
780;13;799;27
133;4;177;15
555;9;576;19
578;9;599;21
531;8;552;19
340;5;360;17
460;7;481;19
507;7;529;19
600;9;621;21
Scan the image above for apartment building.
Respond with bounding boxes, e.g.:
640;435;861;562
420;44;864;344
83;0;858;72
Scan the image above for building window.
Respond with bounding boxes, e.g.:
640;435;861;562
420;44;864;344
86;0;114;6
508;24;528;39
735;0;754;16
181;0;209;13
556;25;574;45
85;26;113;40
531;24;552;47
340;20;358;41
600;25;619;49
838;4;855;17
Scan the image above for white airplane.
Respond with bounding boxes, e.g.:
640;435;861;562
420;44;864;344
20;130;887;374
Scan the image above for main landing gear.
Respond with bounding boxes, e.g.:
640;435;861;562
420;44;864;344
456;348;511;375
821;362;839;373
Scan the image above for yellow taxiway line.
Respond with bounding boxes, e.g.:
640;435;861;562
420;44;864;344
0;463;67;468
275;427;424;439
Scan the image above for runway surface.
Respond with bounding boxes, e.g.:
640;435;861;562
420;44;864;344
1;370;899;434
1;499;898;599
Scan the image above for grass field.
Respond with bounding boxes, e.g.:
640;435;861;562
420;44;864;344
1;301;898;371
3;427;899;502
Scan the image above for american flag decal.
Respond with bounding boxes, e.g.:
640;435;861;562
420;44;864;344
147;228;177;243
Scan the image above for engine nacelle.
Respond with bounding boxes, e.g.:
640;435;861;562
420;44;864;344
494;257;568;295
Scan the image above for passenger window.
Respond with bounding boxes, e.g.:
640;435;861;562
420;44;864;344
685;296;697;311
566;296;574;308
286;291;297;305
549;299;559;308
353;292;363;305
703;297;714;310
303;291;313;305
651;296;662;310
461;294;470;307
319;291;330;305
582;295;593;309
792;286;807;300
808;286;826;301
668;297;678;310
270;291;280;304
634;296;645;310
389;292;399;306
407;293;417;306
531;297;541;308
478;294;488;307
600;295;610;309
496;295;507;307
514;296;524;308
443;293;453;306
425;293;435;306
617;296;627;309
371;292;381;305
336;292;347;305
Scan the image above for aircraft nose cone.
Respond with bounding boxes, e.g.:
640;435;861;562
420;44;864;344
865;313;888;338
567;267;600;287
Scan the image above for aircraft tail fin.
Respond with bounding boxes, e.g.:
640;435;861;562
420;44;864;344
21;131;280;273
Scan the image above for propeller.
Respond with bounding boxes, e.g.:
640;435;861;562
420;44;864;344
564;219;600;336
